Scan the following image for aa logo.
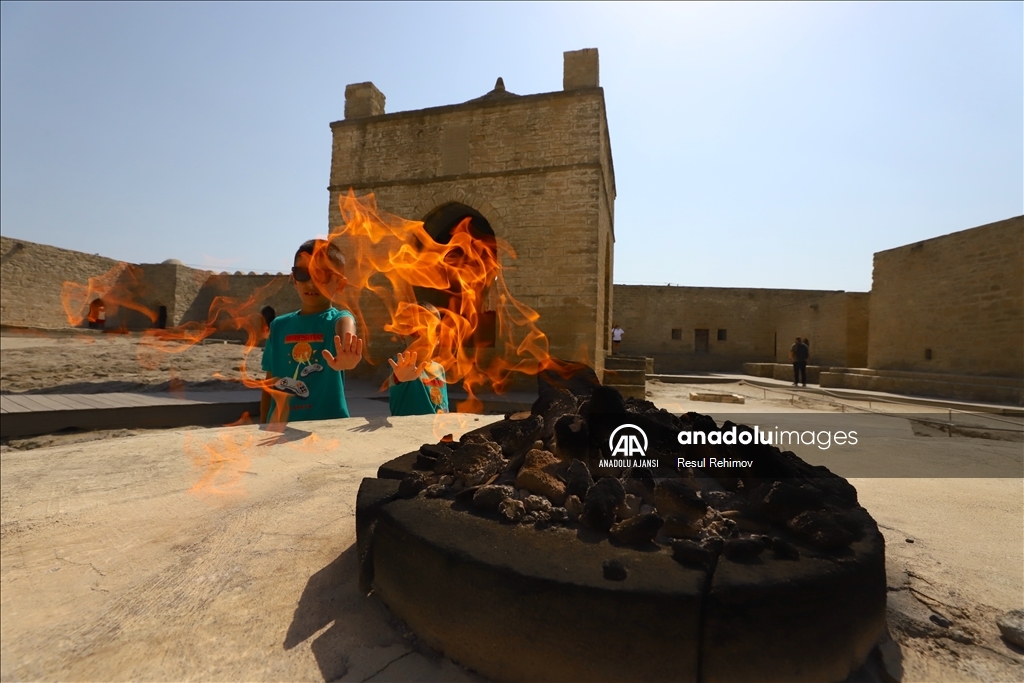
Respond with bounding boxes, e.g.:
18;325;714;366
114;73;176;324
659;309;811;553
608;423;648;458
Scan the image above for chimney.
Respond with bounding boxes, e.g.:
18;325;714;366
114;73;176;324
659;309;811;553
344;82;386;119
563;48;599;90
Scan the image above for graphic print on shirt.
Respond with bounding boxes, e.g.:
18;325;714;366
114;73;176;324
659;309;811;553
274;333;326;398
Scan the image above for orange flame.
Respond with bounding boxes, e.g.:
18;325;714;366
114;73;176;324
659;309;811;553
61;263;158;328
59;193;584;415
185;426;256;498
324;191;577;412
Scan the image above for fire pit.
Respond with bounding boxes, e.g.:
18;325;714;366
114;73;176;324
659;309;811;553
356;372;886;682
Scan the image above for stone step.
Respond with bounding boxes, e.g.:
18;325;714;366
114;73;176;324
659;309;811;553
820;372;1024;407
605;355;652;373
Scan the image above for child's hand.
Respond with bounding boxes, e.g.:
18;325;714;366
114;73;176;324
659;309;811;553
388;351;427;383
323;332;363;371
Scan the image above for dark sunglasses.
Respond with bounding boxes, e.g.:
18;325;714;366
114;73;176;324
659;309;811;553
291;266;314;283
292;266;346;285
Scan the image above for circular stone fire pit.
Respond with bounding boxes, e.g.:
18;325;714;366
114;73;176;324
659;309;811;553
355;377;886;683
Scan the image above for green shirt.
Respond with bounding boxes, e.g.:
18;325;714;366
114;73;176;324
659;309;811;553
261;308;354;422
387;359;449;416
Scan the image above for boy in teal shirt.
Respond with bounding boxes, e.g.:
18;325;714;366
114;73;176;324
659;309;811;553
381;305;449;416
260;239;363;423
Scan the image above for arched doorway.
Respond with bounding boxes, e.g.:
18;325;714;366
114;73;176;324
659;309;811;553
416;202;497;347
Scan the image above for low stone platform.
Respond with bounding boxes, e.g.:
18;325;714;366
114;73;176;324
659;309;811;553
742;363;1024;406
358;457;888;682
0;390;262;438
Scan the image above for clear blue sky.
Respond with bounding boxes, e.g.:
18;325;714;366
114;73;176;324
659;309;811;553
2;2;1020;292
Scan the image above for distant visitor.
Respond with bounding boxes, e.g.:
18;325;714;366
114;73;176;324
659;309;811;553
790;336;809;387
611;323;624;355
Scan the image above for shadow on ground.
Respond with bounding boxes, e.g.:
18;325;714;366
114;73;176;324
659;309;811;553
284;544;413;682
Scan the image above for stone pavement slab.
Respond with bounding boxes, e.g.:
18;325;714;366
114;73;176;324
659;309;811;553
1;413;501;682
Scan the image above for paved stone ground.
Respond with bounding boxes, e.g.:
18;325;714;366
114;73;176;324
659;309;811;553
2;332;1022;681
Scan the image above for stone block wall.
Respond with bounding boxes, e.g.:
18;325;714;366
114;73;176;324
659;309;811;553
0;235;302;339
1;236;122;329
868;216;1024;378
774;291;870;367
612;285;868;373
328;79;615;382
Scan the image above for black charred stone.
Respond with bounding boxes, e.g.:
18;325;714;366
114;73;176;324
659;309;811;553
723;538;765;562
554;414;590;461
623;476;654;506
452;441;504;487
787;510;855;550
417;443;451;470
757;481;825;522
624;396;660;414
531;387;580;442
489;414;544;458
586;385;628;416
539;365;601;400
771;537;801;560
701;536;725;554
654;480;707;520
672;539;713;567
472;485;516;513
602;559;628;581
566;459;594;500
609;513;664;545
397;471;432;499
583;477;625;532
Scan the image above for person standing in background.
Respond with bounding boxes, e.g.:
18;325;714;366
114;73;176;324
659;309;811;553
789;336;809;387
611;323;624;355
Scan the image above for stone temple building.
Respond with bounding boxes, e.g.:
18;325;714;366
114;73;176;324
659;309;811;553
328;48;616;380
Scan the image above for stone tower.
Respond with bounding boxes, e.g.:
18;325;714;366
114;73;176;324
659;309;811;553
328;48;615;382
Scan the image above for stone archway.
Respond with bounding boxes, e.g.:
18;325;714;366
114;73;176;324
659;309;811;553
415;201;498;347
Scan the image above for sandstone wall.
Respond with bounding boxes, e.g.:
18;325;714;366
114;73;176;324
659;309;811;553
868;216;1024;378
613;285;867;373
774;291;869;367
1;236;122;329
0;235;302;340
328;88;615;382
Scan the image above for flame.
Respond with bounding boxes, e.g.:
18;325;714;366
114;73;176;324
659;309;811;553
61;263;158;328
325;191;578;412
284;430;340;453
431;413;479;441
185;426;257;498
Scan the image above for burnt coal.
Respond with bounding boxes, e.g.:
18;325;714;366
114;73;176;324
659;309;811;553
609;512;663;545
473;485;515;512
452;442;504;487
554;414;590;461
489;412;543;459
565;459;594;500
723;538;766;562
390;377;867;555
787;510;856;549
583;477;625;532
417;443;452;470
654;480;707;522
672;539;713;567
